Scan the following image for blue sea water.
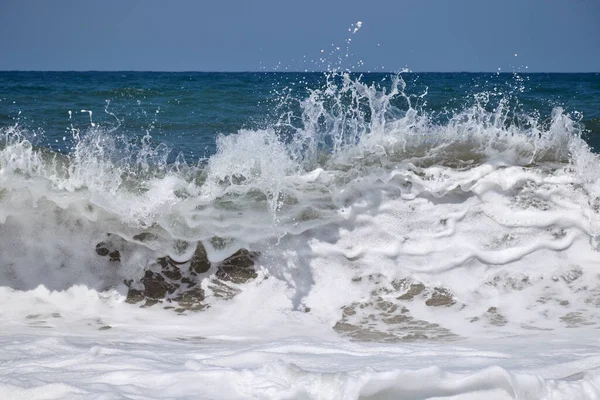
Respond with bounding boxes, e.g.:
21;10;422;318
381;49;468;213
1;72;599;161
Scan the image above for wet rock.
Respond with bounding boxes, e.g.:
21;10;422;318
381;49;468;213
215;249;258;284
173;287;206;311
342;306;357;317
157;258;183;280
142;299;159;308
332;321;360;333
425;288;455;307
189;242;211;274
122;247;258;311
95;243;110;256
95;236;124;262
109;250;121;262
398;283;425;300
335;300;457;342
124;259;192;308
141;270;178;299
125;288;145;304
375;299;399;314
181;276;196;287
162;266;182;281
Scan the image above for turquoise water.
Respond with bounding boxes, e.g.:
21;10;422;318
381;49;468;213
1;72;599;161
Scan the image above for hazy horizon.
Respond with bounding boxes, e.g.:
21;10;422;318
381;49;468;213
1;0;598;73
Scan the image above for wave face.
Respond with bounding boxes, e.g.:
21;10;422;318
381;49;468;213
1;71;600;343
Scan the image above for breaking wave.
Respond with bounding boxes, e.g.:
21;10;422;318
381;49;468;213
1;72;599;341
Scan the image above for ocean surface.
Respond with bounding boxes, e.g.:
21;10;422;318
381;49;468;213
1;71;600;399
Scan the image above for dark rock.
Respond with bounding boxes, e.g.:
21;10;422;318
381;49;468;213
163;267;182;281
125;288;145;304
157;258;183;280
96;239;122;262
109;250;121;262
95;243;109;256
189;242;211;274
142;299;159;308
173;287;206;311
141;270;178;299
215;249;258;284
181;277;196;287
122;247;257;311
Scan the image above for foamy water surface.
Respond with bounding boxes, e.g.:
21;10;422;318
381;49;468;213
1;71;600;399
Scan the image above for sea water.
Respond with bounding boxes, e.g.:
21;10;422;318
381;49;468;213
1;71;600;399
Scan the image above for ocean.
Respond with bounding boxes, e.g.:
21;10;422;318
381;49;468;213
1;71;600;399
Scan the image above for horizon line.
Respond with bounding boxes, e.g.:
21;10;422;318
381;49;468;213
0;69;599;74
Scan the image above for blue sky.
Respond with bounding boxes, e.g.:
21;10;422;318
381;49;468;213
0;0;598;72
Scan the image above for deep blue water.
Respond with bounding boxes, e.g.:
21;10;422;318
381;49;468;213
1;72;599;161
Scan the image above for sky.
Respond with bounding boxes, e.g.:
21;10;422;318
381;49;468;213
0;0;598;72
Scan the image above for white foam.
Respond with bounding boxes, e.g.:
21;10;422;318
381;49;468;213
1;329;600;399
